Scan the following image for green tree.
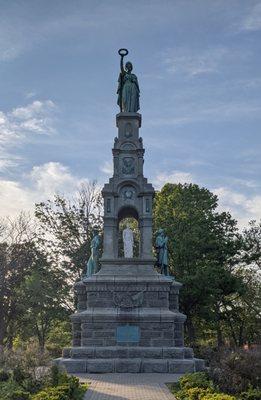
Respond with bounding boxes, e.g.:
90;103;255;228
35;182;102;281
0;214;36;348
222;220;261;346
19;250;70;350
154;183;244;346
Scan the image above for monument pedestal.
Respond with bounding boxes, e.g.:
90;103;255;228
56;261;205;373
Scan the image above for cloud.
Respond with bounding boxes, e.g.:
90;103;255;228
241;3;261;31
0;100;56;172
100;160;113;175
149;99;261;127
214;187;261;230
164;47;229;77
153;170;193;189
0;162;87;218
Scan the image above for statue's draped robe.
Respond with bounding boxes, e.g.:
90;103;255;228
123;227;134;258
117;72;140;112
86;235;100;277
156;235;168;268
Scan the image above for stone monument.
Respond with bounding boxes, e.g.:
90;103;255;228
56;49;205;373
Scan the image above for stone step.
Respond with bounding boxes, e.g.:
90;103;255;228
63;346;194;360
55;357;205;373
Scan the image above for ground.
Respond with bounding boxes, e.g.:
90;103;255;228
75;373;182;400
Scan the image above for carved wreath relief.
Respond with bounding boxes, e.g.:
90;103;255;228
113;291;143;308
123;186;135;202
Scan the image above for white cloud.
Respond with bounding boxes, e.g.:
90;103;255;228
0;162;86;218
30;162;78;198
100;160;113;175
213;187;261;230
149;100;260;127
165;47;229;77
241;3;261;31
0;100;56;172
153;170;193;189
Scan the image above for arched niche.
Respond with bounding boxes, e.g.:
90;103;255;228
117;206;140;258
118;205;139;222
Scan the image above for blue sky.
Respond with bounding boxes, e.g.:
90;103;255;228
0;0;260;228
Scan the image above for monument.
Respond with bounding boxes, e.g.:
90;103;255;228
56;49;205;373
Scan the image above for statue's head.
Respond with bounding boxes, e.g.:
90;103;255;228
158;228;164;236
125;61;133;72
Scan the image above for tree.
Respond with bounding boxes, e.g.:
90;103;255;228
154;183;244;346
0;214;36;348
19;250;69;350
222;220;261;346
35;182;103;281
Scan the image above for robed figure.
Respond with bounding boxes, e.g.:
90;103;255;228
117;49;140;112
85;232;100;277
155;229;169;276
123;226;134;258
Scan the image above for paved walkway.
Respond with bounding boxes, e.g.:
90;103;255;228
75;373;181;400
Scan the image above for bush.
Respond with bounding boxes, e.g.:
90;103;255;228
239;388;261;400
187;387;215;400
31;383;88;400
201;394;236;400
180;373;214;390
31;384;71;400
46;321;71;358
13;367;30;385
209;348;261;394
10;390;31;400
0;369;10;382
174;387;214;400
0;380;21;400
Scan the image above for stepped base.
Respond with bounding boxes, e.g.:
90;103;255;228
55;346;205;373
55;357;205;373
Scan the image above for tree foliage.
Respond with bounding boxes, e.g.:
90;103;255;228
153;183;258;346
35;182;102;280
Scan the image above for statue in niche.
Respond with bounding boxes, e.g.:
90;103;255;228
117;48;140;113
155;229;169;276
122;157;135;175
123;225;134;258
85;230;101;277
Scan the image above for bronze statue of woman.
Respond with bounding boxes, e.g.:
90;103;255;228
117;49;140;113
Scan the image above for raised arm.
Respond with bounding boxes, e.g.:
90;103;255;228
120;56;124;74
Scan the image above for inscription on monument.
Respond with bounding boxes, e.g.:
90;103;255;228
116;325;140;343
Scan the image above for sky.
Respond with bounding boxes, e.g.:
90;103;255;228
0;0;260;229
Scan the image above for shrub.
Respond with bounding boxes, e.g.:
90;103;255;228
180;373;214;390
13;367;30;385
31;382;88;400
0;380;21;400
174;387;214;400
31;384;71;400
201;394;236;400
0;341;50;381
0;369;10;382
10;390;31;400
187;387;215;400
46;321;71;358
239;388;261;400
209;348;261;394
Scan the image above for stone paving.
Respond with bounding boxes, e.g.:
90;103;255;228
75;373;182;400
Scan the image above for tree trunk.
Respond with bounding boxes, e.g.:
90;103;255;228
0;305;5;347
217;325;224;347
186;316;196;346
